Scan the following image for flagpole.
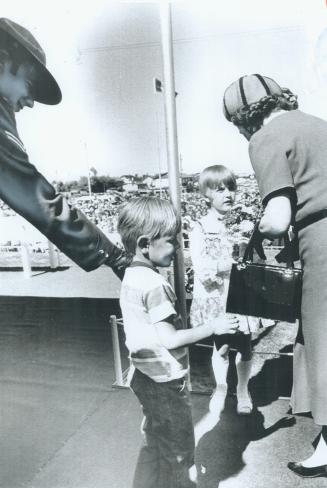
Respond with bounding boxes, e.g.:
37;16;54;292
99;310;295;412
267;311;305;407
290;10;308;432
159;3;187;325
84;143;92;198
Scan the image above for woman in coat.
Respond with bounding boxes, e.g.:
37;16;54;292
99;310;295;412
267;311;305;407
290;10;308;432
223;73;327;478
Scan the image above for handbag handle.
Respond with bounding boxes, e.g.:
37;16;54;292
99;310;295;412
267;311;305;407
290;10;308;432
243;223;294;268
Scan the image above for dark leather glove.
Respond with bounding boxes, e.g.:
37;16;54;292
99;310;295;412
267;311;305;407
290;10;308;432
109;252;133;280
251;223;266;260
275;235;299;263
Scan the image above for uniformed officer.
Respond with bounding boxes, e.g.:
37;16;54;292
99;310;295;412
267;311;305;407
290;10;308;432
0;18;129;276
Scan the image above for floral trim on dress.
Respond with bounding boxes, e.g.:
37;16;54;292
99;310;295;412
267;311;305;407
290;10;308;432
189;213;260;334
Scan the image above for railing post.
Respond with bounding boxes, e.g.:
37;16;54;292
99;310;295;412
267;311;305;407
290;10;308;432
110;315;124;387
56;248;61;267
48;240;58;269
20;242;31;279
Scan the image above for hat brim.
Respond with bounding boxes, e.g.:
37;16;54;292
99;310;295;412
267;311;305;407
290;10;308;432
0;18;62;105
33;62;62;105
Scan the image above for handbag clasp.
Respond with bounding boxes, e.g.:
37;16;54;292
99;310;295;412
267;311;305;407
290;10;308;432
282;268;294;279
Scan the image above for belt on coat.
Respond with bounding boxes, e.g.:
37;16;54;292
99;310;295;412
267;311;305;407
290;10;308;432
294;208;327;232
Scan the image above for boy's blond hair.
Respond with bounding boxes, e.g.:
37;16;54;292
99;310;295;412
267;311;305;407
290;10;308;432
199;164;237;196
117;196;180;255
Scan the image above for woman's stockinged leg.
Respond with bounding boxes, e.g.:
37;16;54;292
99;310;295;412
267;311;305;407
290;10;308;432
300;426;327;468
322;426;327;443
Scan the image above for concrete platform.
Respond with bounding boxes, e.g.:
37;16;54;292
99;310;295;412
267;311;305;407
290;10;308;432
0;265;121;299
0;299;322;488
0;268;324;488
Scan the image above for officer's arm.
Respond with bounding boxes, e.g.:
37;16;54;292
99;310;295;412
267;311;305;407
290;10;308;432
0;133;129;274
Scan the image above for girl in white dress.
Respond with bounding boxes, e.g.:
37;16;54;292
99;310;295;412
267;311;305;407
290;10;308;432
190;165;254;414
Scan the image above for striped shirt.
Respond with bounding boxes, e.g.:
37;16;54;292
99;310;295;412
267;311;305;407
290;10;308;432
120;263;188;382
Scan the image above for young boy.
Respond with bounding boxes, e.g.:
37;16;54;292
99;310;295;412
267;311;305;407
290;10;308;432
118;196;240;488
0;17;127;275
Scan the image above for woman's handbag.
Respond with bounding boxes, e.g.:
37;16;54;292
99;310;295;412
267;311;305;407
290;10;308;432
226;227;303;323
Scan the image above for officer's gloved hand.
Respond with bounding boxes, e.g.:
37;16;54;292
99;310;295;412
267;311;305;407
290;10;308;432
104;245;133;281
111;253;133;280
251;224;266;260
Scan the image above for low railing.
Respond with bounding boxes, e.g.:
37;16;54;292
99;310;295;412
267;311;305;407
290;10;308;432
109;314;293;398
0;240;63;278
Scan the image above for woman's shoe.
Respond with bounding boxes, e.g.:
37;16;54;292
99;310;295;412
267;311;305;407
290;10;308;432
287;462;327;478
236;394;253;415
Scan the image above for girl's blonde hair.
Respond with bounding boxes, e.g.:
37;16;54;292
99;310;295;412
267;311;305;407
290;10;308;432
117;196;180;255
199;165;237;197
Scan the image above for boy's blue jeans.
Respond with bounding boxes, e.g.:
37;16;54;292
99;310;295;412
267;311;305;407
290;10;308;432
130;368;196;488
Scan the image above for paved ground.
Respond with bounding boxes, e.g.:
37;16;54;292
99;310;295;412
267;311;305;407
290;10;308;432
0;266;324;488
0;265;121;298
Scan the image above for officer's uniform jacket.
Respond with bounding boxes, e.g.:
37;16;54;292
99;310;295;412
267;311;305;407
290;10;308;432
0;97;124;272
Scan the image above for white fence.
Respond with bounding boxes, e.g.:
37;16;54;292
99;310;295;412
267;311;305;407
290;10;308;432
0;240;63;278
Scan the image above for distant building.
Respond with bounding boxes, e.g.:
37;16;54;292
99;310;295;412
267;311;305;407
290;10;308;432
123;182;138;193
153;172;170;189
236;172;255;179
143;176;154;188
181;173;194;185
121;175;134;184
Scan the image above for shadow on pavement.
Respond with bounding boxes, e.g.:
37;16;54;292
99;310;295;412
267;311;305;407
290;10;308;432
195;395;295;487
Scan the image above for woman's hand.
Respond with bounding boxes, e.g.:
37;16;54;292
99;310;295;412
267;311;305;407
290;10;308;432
211;314;240;335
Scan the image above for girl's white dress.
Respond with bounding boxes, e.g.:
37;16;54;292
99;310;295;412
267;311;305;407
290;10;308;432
189;207;257;334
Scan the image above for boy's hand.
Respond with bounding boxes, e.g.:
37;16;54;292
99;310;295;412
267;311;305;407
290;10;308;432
211;315;240;335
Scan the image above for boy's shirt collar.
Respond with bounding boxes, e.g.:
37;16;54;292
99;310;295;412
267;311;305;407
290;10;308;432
129;260;159;274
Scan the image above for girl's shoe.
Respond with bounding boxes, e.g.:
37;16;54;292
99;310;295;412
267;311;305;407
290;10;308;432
236;393;253;415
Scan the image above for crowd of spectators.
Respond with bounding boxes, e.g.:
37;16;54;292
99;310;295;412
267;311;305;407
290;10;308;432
0;178;267;290
69;194;123;246
0;177;263;251
0;200;16;217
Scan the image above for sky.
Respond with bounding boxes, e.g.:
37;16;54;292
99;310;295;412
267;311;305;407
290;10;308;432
2;1;327;181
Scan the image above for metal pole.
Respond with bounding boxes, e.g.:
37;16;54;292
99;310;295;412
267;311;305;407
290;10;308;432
155;111;163;198
84;143;92;199
159;3;187;325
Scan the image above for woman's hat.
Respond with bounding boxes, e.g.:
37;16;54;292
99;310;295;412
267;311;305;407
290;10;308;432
0;18;61;105
223;74;282;120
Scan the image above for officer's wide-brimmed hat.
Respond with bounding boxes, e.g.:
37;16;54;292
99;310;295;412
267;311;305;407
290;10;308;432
0;18;61;105
223;74;282;121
